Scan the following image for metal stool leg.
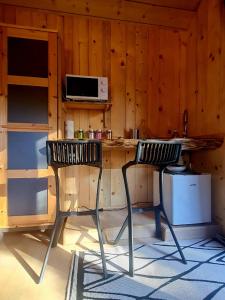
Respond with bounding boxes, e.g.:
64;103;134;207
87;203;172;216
122;164;134;277
161;207;186;264
38;216;61;283
159;169;186;264
95;167;107;278
52;217;67;248
111;216;128;245
51;167;63;248
91;214;107;244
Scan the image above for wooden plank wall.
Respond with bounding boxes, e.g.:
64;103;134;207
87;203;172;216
0;4;187;210
186;0;225;232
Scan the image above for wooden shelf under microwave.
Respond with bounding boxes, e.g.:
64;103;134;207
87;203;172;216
63;100;112;111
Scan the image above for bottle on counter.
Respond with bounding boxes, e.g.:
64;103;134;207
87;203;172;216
78;128;84;140
95;129;102;140
106;129;112;140
88;129;94;140
65;120;74;139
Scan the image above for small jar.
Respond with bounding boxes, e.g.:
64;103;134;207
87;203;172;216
95;129;102;140
88;129;94;140
106;129;112;140
78;128;84;140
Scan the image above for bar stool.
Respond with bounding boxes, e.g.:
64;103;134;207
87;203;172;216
114;140;187;276
38;140;107;283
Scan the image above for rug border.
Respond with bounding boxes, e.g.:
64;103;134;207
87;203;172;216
66;251;85;300
65;251;79;300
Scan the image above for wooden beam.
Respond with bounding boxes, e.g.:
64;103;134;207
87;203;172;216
0;0;195;29
126;0;201;12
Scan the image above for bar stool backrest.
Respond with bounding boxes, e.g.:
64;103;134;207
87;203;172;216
135;140;182;167
46;140;102;168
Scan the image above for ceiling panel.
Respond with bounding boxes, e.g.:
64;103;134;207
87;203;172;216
126;0;201;11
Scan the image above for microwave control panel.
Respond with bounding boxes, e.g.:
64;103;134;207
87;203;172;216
98;77;108;100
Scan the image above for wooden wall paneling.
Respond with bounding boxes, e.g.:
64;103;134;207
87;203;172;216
101;20;112;208
207;0;225;232
63;119;80;211
63;15;73;75
102;20;111;130
189;0;225;233
135;24;148;138
56;15;63;138
15;6;31;26
31;10;47;29
135;24;149;204
110;20;126;207
147;28;160;204
129;0;201;11
88;19;104;208
0;0;195;30
125;23;136;137
72;16;80;76
46;13;59;30
111;21;126;138
196;0;208;135
0;5;3;20
186;16;197;136
158;29;180;137
206;0;222;134
0;4;192;212
147;28;160;137
79;110;91;209
76;17;91;209
2;4;16;24
77;17;89;76
88;18;104;130
63;16;80;211
71;16;81;133
124;23;136;204
110;150;126;208
219;0;225;133
0;26;7;227
179;30;188;134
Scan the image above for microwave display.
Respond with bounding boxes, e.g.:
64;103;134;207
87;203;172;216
67;76;98;98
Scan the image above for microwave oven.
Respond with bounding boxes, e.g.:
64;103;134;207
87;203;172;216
65;74;108;101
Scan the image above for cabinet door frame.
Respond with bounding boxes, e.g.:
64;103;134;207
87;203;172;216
0;25;58;229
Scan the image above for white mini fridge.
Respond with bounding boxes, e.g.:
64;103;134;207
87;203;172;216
153;171;211;225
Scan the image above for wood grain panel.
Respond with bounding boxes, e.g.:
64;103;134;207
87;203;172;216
0;0;195;29
147;28;160;137
126;0;201;11
186;0;225;234
0;4;189;213
157;29;180;137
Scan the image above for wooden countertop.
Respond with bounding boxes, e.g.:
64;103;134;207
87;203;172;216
102;136;224;151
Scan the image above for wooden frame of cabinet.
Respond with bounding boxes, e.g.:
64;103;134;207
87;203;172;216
0;25;58;230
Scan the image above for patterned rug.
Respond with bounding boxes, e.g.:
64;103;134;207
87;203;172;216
66;239;225;300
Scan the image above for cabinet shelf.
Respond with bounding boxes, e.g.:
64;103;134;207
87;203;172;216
63;101;112;111
8;75;48;87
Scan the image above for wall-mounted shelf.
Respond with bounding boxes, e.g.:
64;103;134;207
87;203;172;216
63;101;112;112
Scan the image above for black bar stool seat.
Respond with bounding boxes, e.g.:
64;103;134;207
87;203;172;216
38;140;107;283
113;140;187;276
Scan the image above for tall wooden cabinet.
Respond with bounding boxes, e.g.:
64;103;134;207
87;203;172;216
0;25;58;230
